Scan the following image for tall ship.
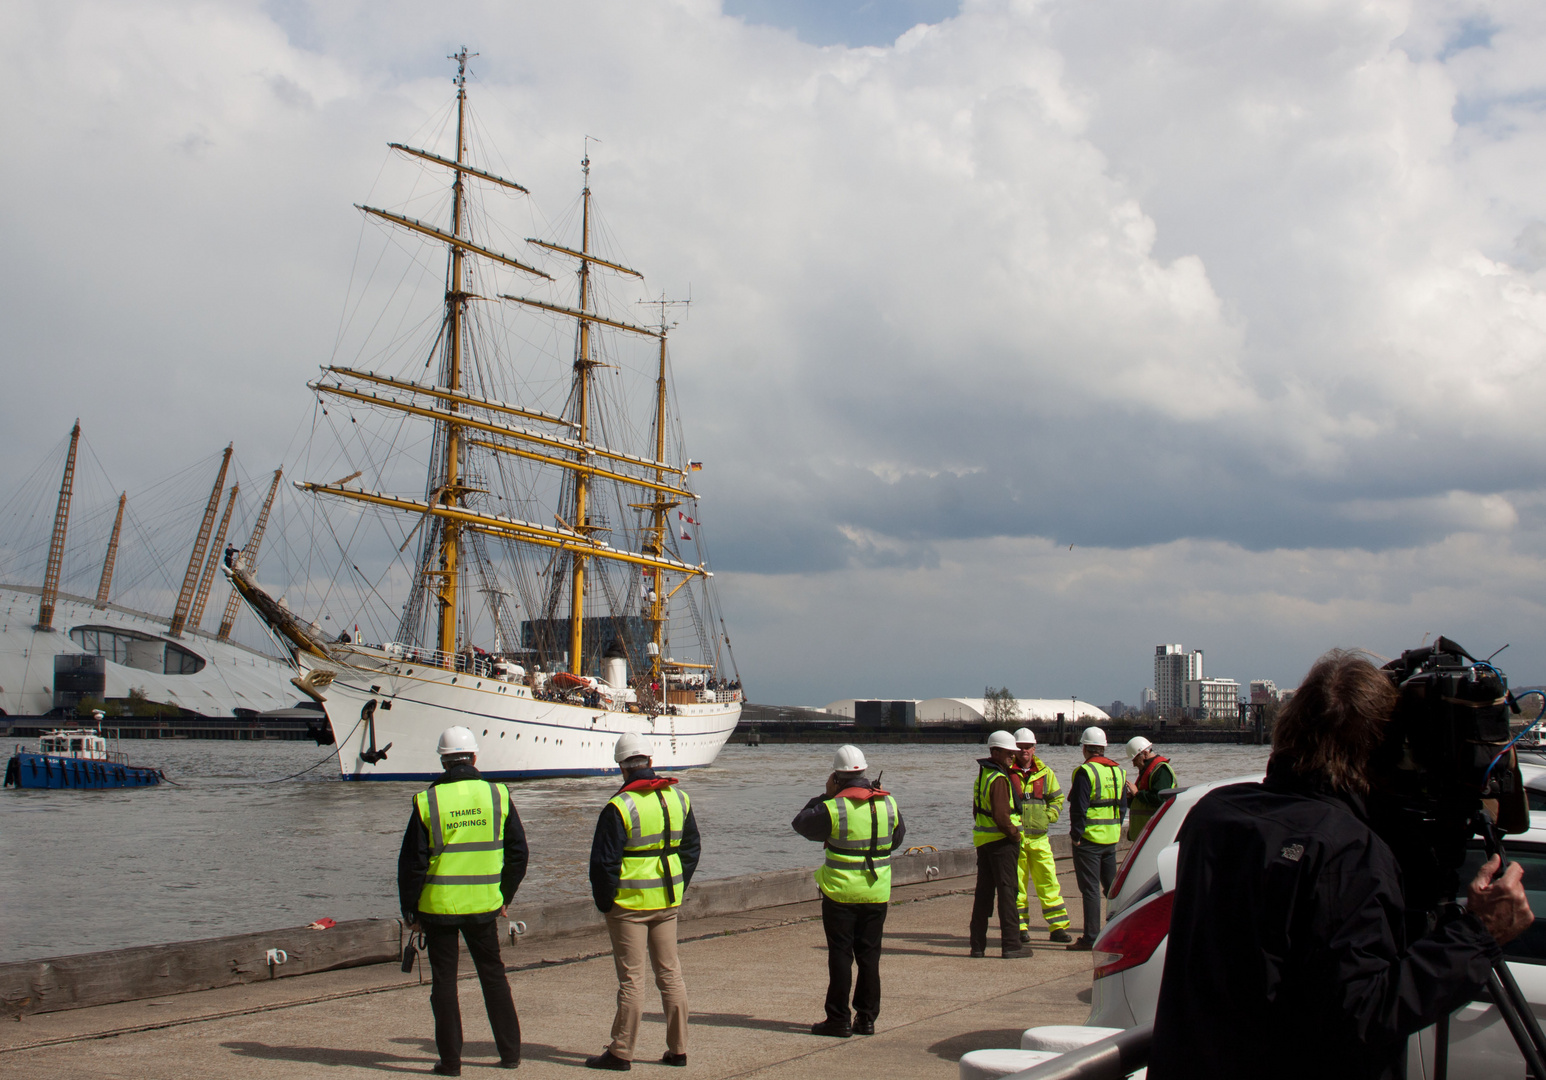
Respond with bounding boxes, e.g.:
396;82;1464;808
233;51;742;780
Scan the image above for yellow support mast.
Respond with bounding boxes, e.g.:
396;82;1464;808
187;483;238;632
36;420;81;632
217;467;282;641
94;492;126;609
568;151;596;675
435;48;475;660
169;444;232;638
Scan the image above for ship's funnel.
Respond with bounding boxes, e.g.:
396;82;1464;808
602;639;628;689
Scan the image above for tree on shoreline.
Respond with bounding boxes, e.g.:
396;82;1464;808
983;686;1020;727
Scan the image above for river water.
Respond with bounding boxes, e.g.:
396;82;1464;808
0;740;1271;962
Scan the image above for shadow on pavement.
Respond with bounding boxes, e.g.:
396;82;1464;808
389;1037;591;1067
220;1041;424;1072
646;1011;814;1035
926;1029;1028;1060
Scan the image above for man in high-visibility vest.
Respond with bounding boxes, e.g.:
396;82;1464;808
1123;736;1177;840
1065;726;1128;951
1013;728;1072;944
399;726;529;1077
585;732;701;1072
792;744;906;1038
969;729;1029;958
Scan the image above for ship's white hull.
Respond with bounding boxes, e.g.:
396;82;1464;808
300;647;740;781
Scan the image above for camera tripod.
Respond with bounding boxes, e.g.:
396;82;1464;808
1434;816;1546;1080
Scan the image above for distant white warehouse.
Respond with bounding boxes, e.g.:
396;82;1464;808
824;698;1110;724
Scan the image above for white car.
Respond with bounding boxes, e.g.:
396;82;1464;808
1087;759;1546;1078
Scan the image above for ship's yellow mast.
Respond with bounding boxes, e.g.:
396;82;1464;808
568;153;595;674
436;48;474;659
650;331;669;690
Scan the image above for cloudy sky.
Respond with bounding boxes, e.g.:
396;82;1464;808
2;0;1544;708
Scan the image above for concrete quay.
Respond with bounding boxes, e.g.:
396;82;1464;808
0;864;1097;1078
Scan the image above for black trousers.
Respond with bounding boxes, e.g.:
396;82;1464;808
821;896;888;1025
969;837;1020;953
425;919;521;1068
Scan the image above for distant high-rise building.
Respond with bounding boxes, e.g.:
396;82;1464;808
1249;679;1278;704
1186;677;1241;722
1154;644;1204;718
1141;687;1157;706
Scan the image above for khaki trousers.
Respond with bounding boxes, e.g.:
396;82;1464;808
605;905;688;1060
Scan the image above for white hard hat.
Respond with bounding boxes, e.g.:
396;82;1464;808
1079;726;1107;748
832;744;867;773
1126;736;1153;759
1013;727;1036;747
987;729;1018;751
614;731;652;764
437;726;478;756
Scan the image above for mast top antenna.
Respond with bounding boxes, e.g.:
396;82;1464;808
639;289;691;333
450;47;478;89
582;135;602;182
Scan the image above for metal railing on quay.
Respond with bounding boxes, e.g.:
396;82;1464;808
1011;1024;1152;1080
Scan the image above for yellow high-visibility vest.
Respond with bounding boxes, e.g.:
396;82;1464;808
973;763;1020;847
1074;759;1125;845
414;778;510;915
815;789;899;903
609;784;691;910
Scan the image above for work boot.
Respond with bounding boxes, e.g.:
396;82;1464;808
431;1065;461;1077
585;1051;631;1071
1001;945;1029;959
1049;928;1073;943
1019;929;1031;943
661;1053;687;1067
969;948;986;958
1065;936;1095;951
854;1018;875;1036
811;1019;852;1038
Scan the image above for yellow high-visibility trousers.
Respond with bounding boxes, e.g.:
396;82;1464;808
1017;833;1070;931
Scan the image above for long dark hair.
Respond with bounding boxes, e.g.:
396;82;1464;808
1270;649;1396;794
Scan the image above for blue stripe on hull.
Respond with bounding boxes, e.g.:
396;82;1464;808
341;762;716;782
4;753;162;790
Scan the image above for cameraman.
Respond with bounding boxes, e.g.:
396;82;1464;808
1150;649;1533;1079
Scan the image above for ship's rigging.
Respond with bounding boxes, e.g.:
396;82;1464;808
294;48;740;701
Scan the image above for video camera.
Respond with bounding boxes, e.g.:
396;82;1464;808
1368;636;1529;920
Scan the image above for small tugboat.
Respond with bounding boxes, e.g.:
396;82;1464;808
4;714;164;790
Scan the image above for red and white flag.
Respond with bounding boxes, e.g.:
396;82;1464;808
680;529;692;541
678;511;698;526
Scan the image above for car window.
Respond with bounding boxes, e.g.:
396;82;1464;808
1529;789;1546;813
1461;843;1546;963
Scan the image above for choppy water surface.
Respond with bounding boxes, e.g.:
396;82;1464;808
0;740;1270;961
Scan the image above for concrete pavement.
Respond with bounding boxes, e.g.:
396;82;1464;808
0;868;1098;1078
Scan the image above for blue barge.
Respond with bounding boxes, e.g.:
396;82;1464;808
4;729;164;790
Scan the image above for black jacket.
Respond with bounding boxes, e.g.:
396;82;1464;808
589;768;701;913
791;775;906;849
398;763;530;926
1149;762;1501;1080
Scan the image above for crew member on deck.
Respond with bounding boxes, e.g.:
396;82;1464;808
399;726;528;1076
586;732;701;1072
792;744;905;1037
